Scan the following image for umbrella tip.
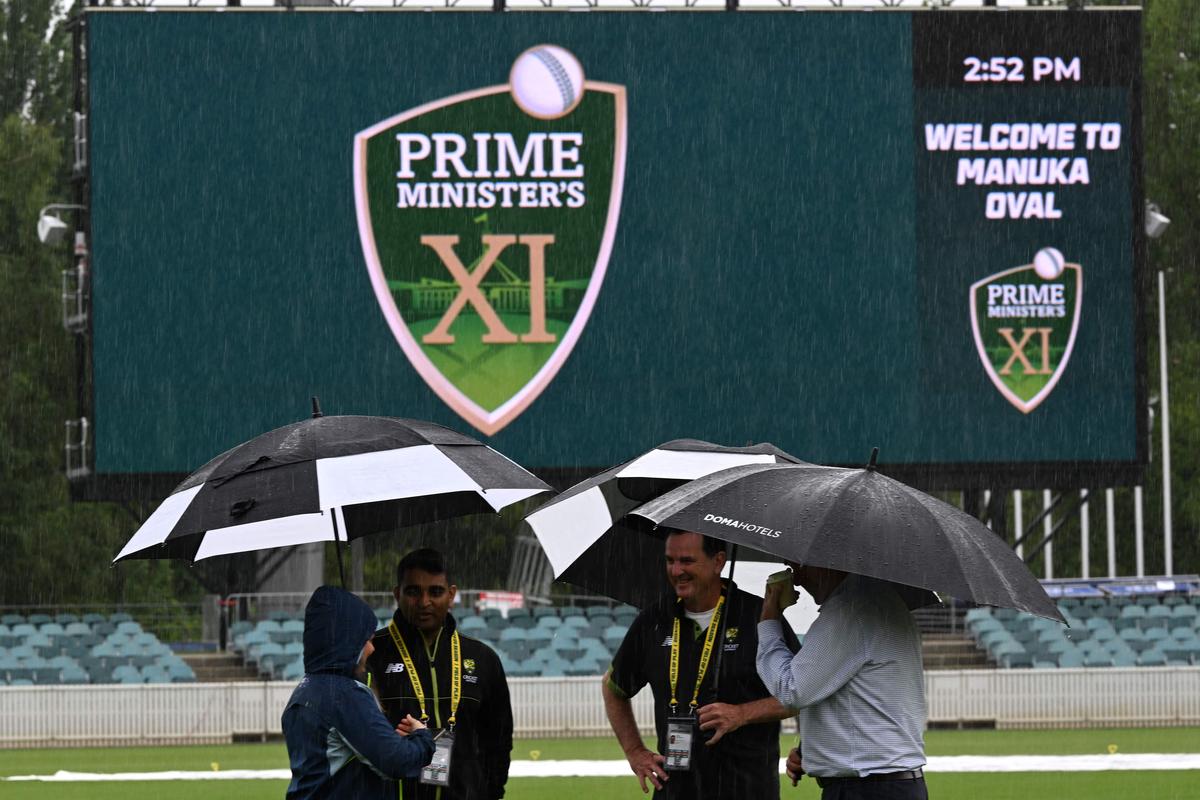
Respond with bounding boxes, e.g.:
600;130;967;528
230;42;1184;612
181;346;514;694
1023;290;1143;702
311;396;323;419
867;447;879;471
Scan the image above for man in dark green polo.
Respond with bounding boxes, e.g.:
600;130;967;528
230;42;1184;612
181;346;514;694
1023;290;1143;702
602;531;799;798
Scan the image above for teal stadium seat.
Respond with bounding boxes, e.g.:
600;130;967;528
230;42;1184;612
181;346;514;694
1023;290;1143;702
142;666;171;684
539;656;571;678
167;663;197;683
64;622;91;637
1143;627;1170;642
1172;605;1197;623
1168;626;1195;643
54;613;79;625
1145;605;1172;624
525;629;552;649
499;643;531;663
282;659;304;681
228;621;254;639
604;625;629;651
112;665;142;683
508;661;541;678
1070;604;1095;620
1060;652;1089;671
108;612;133;625
613;606;638;626
1137;650;1167;667
60;665;90;684
1111;652;1137;668
1001;652;1033;668
27;614;52;626
1063;626;1091;644
81;613;107;626
507;609;534;629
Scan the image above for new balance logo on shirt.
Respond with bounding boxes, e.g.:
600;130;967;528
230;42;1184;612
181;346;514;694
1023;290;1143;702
385;662;405;674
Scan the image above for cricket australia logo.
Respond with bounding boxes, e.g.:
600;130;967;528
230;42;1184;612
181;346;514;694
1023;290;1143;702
969;248;1082;414
354;46;628;435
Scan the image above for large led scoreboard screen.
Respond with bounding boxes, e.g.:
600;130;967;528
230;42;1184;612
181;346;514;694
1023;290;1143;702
85;9;1143;491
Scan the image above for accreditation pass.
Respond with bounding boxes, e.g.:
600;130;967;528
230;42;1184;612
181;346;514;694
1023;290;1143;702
420;730;454;786
664;716;695;771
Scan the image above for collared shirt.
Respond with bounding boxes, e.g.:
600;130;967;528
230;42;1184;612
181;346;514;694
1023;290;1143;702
756;574;926;778
608;584;799;800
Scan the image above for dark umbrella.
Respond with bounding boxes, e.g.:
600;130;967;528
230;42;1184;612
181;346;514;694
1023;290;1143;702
629;449;1063;622
524;439;806;608
114;400;550;583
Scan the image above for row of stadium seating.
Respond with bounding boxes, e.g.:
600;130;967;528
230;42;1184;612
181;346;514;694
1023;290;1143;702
967;597;1200;669
230;605;640;680
0;612;138;627
0;615;195;685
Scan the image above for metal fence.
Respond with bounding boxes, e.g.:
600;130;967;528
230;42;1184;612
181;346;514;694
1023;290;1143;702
3;668;1200;748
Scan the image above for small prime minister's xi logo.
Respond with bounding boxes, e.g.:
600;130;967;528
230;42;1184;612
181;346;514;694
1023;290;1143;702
354;46;628;435
969;248;1082;414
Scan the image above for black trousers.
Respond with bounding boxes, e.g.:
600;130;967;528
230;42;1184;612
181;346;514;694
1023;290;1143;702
819;777;928;800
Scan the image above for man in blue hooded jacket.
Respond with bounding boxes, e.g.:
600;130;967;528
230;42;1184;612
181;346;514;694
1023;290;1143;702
283;585;435;799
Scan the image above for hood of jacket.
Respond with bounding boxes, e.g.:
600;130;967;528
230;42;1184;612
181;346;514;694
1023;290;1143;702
303;585;379;677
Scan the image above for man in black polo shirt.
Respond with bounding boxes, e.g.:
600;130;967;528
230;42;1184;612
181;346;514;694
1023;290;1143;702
603;531;799;798
367;548;513;800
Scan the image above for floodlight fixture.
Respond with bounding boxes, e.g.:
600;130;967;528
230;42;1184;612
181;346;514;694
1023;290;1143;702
1145;202;1171;239
36;203;86;246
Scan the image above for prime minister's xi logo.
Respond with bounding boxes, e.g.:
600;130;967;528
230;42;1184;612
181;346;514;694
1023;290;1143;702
354;46;628;435
969;248;1082;414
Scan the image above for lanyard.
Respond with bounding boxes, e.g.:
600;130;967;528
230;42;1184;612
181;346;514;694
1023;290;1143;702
668;595;725;713
388;622;462;729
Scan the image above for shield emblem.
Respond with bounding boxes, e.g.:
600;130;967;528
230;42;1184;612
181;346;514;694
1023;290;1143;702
355;56;627;435
969;251;1082;414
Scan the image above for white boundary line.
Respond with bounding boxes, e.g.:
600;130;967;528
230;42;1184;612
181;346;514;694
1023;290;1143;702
8;754;1200;781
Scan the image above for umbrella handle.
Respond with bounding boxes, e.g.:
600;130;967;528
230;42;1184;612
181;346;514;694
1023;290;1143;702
331;511;346;588
710;544;737;700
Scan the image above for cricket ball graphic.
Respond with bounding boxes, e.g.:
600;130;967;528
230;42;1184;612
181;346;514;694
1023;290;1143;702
510;45;585;119
1033;247;1066;280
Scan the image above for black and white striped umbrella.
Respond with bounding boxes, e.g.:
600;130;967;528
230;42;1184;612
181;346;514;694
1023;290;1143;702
115;412;550;565
524;439;805;607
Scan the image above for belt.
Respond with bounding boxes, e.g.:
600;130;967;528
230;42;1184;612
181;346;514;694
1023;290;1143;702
816;768;923;788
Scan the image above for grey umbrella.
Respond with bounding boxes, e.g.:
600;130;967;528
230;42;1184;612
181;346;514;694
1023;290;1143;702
630;450;1063;622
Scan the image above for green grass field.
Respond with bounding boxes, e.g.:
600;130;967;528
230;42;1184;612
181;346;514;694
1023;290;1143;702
3;728;1199;799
